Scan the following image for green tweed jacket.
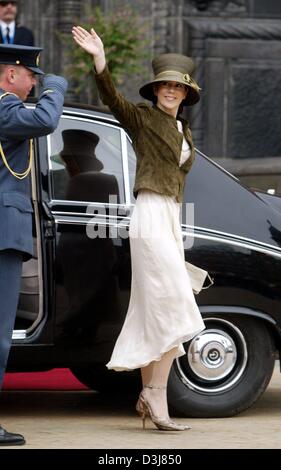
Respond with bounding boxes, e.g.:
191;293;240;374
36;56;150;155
95;66;195;202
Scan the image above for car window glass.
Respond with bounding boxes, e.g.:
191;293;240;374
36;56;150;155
49;118;124;205
184;151;281;246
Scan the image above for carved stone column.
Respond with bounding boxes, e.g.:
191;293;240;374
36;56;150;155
152;0;169;55
185;27;206;151
58;0;83;100
58;0;82;34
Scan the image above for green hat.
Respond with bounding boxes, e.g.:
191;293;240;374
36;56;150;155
139;53;200;106
0;44;44;75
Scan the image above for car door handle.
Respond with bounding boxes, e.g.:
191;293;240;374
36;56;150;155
41;202;55;239
41;201;54;220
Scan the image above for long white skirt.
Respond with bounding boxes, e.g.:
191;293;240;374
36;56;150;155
106;189;205;371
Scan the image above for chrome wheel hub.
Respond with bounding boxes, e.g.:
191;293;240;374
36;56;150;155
188;330;237;381
176;318;248;394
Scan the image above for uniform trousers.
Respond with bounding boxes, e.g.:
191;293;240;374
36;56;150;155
0;250;23;388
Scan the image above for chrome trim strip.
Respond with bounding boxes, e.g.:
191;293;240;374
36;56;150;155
47;133;52;159
53;213;130;222
12;330;26;340
63;109;118;124
55;218;129;227
52;210;132;219
50;202;135;212
47;134;53;195
199;305;278;325
13;140;44;340
183;224;281;254
195;148;239;181
57;114;119;127
53;217;281;259
121;129;131;205
51;200;127;207
189;232;281;259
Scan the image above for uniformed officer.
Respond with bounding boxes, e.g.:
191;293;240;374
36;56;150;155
0;43;68;446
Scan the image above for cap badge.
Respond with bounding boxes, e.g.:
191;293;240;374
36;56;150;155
36;53;40;67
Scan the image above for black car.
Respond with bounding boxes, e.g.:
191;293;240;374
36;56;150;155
8;102;281;418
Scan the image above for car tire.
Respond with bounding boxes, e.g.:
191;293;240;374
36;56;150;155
168;314;276;418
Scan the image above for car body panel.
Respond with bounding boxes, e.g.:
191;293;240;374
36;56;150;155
5;104;281;418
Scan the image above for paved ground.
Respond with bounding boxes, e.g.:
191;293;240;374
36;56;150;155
1;363;281;449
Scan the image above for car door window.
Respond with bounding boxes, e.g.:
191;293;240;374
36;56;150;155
49;118;124;205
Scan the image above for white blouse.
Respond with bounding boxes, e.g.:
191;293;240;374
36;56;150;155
177;120;191;166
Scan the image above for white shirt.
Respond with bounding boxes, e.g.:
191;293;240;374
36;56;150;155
177;120;191;166
0;20;15;43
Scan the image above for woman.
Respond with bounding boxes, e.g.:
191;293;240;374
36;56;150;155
72;26;205;431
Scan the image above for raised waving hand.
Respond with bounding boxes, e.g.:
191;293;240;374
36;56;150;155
72;26;106;74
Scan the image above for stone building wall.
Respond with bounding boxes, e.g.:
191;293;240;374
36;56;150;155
16;0;281;192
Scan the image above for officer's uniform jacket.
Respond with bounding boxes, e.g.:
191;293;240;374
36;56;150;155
0;77;66;259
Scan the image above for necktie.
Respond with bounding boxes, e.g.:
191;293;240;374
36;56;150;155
6;26;10;44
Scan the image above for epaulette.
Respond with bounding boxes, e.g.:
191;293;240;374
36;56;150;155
0;92;18;101
43;89;54;95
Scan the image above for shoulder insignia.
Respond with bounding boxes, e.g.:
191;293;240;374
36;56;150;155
0;92;18;101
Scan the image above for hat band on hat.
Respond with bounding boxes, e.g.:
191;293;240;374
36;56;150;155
154;70;191;85
153;70;201;92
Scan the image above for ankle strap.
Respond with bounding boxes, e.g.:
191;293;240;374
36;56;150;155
144;384;167;390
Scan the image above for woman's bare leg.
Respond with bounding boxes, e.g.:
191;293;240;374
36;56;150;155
140;347;178;419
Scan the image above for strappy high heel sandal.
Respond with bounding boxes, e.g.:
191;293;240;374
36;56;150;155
136;385;191;431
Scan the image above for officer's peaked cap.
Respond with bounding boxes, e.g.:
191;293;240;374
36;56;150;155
0;44;44;75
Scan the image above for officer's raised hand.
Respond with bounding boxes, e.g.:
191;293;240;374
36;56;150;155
42;73;68;96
